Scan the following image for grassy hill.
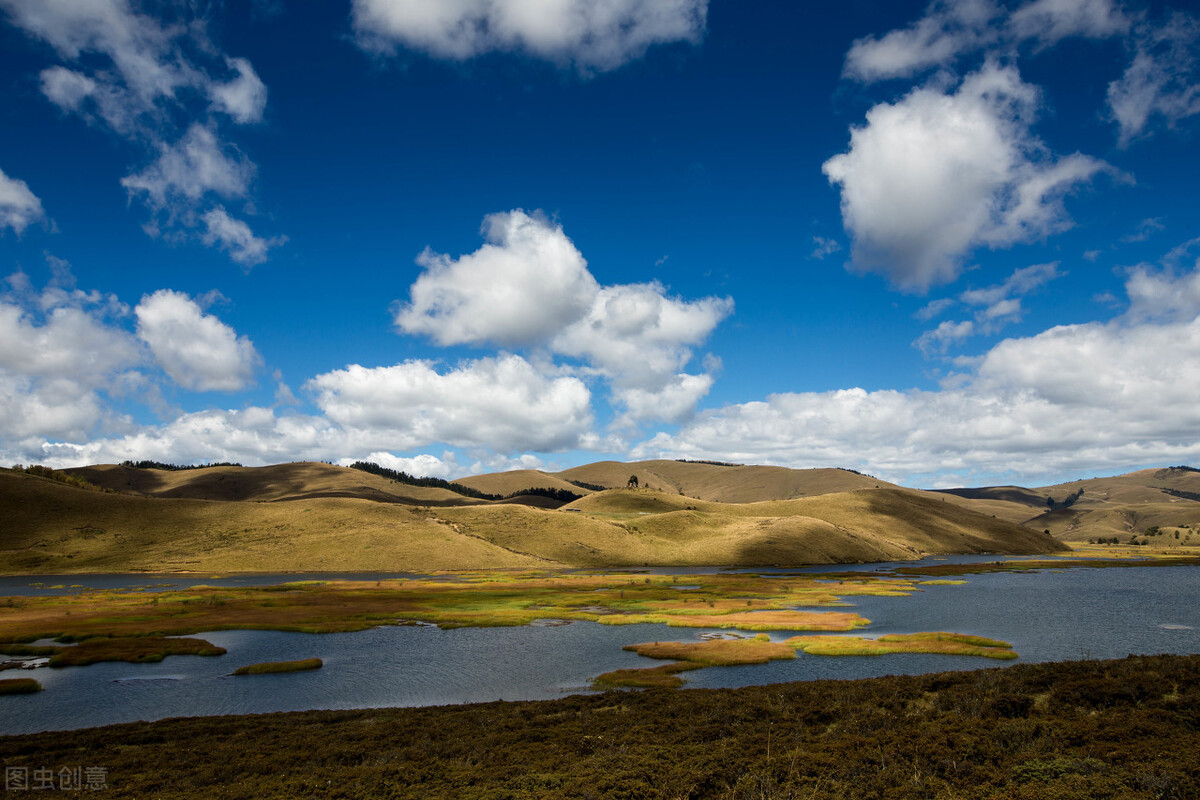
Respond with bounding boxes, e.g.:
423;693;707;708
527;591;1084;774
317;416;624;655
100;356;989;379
0;468;1062;574
68;462;487;506
934;466;1200;544
461;459;899;503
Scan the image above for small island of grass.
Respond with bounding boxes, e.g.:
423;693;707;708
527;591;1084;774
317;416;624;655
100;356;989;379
0;677;42;694
785;632;1017;659
590;661;700;689
233;658;323;675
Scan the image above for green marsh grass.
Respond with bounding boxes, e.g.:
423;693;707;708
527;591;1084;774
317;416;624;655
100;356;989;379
0;677;41;694
233;658;323;675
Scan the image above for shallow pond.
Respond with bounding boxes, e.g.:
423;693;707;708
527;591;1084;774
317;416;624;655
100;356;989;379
2;557;1197;735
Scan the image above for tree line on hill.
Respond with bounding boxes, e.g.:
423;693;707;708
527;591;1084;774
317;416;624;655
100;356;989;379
8;465;108;492
348;462;582;503
120;460;243;470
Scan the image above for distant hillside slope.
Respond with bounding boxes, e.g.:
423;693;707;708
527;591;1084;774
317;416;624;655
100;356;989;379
934;467;1200;543
0;472;1063;574
66;462;487;507
453;469;596;499
462;460;900;504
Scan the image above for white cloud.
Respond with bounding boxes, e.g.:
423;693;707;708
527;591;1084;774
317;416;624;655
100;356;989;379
2;0;280;263
1009;0;1129;46
960;261;1060;309
0;276;141;444
0;167;45;234
823;64;1107;291
915;297;956;321
844;0;999;82
551;281;732;391
915;262;1062;355
121;124;254;210
810;236;842;259
1124;262;1200;323
1108;12;1200;146
396;210;732;423
844;0;1127;84
38;66;97;113
612;373;714;426
202;207;285;267
351;0;708;71
637;261;1200;487
338;451;462;480
135;289;259;392
306;354;594;453
395;210;599;348
914;319;976;357
209;57;267;124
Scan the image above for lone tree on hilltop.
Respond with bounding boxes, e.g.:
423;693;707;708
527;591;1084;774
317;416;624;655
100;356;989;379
627;475;639;489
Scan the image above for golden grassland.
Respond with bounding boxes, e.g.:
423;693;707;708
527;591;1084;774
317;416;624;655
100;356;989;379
595;631;1018;687
0;468;1064;574
0;571;902;642
0;571;1017;685
0;636;226;666
624;634;797;666
786;632;1018;659
4;653;1198;798
0;677;41;694
232;658;322;675
887;553;1200;578
589;661;701;689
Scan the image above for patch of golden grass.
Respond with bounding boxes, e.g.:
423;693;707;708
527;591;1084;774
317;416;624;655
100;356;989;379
590;661;700;689
623;634;795;666
47;636;226;666
0;572;927;646
785;632;1017;659
0;677;42;694
598;609;869;631
233;658;322;675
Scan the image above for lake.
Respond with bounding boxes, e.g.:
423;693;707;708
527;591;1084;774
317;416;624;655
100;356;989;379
2;557;1197;735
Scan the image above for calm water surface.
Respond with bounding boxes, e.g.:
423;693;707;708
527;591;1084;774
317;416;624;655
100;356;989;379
3;557;1197;735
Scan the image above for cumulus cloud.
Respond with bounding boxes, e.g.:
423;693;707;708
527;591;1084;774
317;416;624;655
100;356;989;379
395;210;599;348
135;289;260;392
396;210;732;423
636;258;1200;487
823;64;1107;291
612;373;714;427
351;0;708;71
307;354;593;453
339;451;463;480
1124;262;1200;323
2;0;281;263
551;282;732;392
1108;11;1200;146
0;275;141;445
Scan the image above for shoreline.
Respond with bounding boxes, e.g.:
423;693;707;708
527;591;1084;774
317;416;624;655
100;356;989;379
2;653;1197;798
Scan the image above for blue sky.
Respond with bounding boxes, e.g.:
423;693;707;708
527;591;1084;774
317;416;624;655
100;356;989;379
1;0;1199;488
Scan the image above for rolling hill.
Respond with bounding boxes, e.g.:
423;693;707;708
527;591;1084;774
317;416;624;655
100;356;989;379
933;466;1200;544
0;463;1063;574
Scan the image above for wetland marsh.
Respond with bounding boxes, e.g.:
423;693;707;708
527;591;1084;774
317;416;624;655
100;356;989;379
2;554;1199;733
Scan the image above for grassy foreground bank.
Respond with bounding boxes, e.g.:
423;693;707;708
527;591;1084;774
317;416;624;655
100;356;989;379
2;653;1198;799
